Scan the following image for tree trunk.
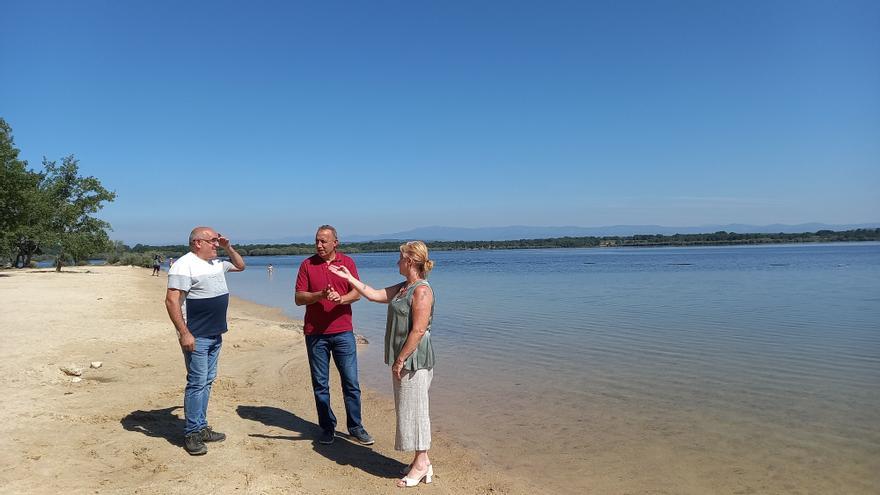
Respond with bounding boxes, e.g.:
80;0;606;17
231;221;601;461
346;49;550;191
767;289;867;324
15;239;39;268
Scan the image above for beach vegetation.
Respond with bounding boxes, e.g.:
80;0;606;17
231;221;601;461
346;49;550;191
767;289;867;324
0;118;117;270
106;251;159;268
40;155;117;271
101;241;167;267
0;118;47;267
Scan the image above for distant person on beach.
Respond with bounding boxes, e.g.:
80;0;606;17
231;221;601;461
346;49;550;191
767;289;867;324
152;254;162;276
267;264;273;274
168;257;174;267
164;226;245;455
294;225;373;446
329;240;436;488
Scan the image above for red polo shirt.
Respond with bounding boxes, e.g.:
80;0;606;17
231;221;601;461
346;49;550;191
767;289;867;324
295;252;360;335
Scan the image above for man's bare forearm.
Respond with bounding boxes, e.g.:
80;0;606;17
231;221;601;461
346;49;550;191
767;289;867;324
225;245;246;270
295;291;324;306
165;292;190;337
339;288;361;305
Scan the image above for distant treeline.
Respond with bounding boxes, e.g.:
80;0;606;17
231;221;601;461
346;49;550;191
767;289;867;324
121;229;880;258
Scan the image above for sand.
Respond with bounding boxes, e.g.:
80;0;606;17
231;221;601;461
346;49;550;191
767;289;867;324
0;266;535;494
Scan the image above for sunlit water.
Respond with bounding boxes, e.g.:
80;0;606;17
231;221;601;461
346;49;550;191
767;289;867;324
223;243;880;493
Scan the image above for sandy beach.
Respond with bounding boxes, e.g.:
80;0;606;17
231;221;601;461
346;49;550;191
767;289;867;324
0;266;535;494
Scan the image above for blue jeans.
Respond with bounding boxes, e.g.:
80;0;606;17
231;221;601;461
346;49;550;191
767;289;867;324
305;331;366;435
182;334;223;435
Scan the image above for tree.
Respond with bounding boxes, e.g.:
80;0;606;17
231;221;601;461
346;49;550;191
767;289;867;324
0;118;47;267
10;177;51;268
41;155;116;271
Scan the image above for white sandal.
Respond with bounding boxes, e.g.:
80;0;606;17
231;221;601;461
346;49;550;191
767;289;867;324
399;463;431;475
398;464;433;487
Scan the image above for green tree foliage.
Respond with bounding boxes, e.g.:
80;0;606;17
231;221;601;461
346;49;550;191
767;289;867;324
0;118;27;261
0;118;48;267
40;155;116;271
103;239;161;267
2;119;118;269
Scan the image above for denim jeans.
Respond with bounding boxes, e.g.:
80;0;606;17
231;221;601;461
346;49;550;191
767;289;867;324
182;334;223;435
305;331;366;435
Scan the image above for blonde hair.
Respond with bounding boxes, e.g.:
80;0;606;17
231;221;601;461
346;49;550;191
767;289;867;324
400;240;434;277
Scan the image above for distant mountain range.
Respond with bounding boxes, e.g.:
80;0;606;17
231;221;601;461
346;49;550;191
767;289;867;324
247;222;880;244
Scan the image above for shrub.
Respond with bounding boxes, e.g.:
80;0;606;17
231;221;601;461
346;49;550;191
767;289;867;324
108;252;155;268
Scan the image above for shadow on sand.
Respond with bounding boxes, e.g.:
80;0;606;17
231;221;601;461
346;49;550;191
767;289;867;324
237;405;405;478
120;406;185;447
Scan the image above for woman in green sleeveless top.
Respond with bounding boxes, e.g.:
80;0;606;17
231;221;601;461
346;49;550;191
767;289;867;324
329;241;436;488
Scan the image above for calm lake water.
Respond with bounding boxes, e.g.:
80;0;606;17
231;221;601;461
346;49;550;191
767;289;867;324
225;243;880;494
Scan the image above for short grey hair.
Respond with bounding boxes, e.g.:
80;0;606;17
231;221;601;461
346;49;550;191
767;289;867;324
317;224;338;240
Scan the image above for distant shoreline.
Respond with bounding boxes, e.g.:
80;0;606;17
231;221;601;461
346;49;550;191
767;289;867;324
109;228;880;258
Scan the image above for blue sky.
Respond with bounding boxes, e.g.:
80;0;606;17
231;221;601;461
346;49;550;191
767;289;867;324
2;0;878;244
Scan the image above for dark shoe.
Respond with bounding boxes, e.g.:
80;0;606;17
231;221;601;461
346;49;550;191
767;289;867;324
318;430;335;445
200;426;226;443
184;432;207;455
350;429;374;445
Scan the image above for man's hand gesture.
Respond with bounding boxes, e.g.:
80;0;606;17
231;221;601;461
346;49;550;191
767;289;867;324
324;284;342;303
218;235;231;250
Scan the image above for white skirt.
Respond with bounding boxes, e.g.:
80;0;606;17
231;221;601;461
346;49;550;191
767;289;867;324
392;368;433;451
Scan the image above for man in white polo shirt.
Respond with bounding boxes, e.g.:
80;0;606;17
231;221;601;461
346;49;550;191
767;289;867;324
165;226;246;455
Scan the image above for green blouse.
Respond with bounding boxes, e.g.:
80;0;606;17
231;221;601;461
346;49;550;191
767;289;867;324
385;279;435;370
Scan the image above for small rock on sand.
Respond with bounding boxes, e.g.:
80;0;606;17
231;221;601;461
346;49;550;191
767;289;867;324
60;365;83;376
90;361;103;369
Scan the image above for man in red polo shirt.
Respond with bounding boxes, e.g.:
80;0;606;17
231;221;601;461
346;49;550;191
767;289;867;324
295;225;373;446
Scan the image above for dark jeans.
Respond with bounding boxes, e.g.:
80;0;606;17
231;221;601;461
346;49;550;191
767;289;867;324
305;331;366;435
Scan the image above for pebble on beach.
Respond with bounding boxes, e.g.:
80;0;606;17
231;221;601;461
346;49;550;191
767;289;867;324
90;361;102;369
60;365;83;377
